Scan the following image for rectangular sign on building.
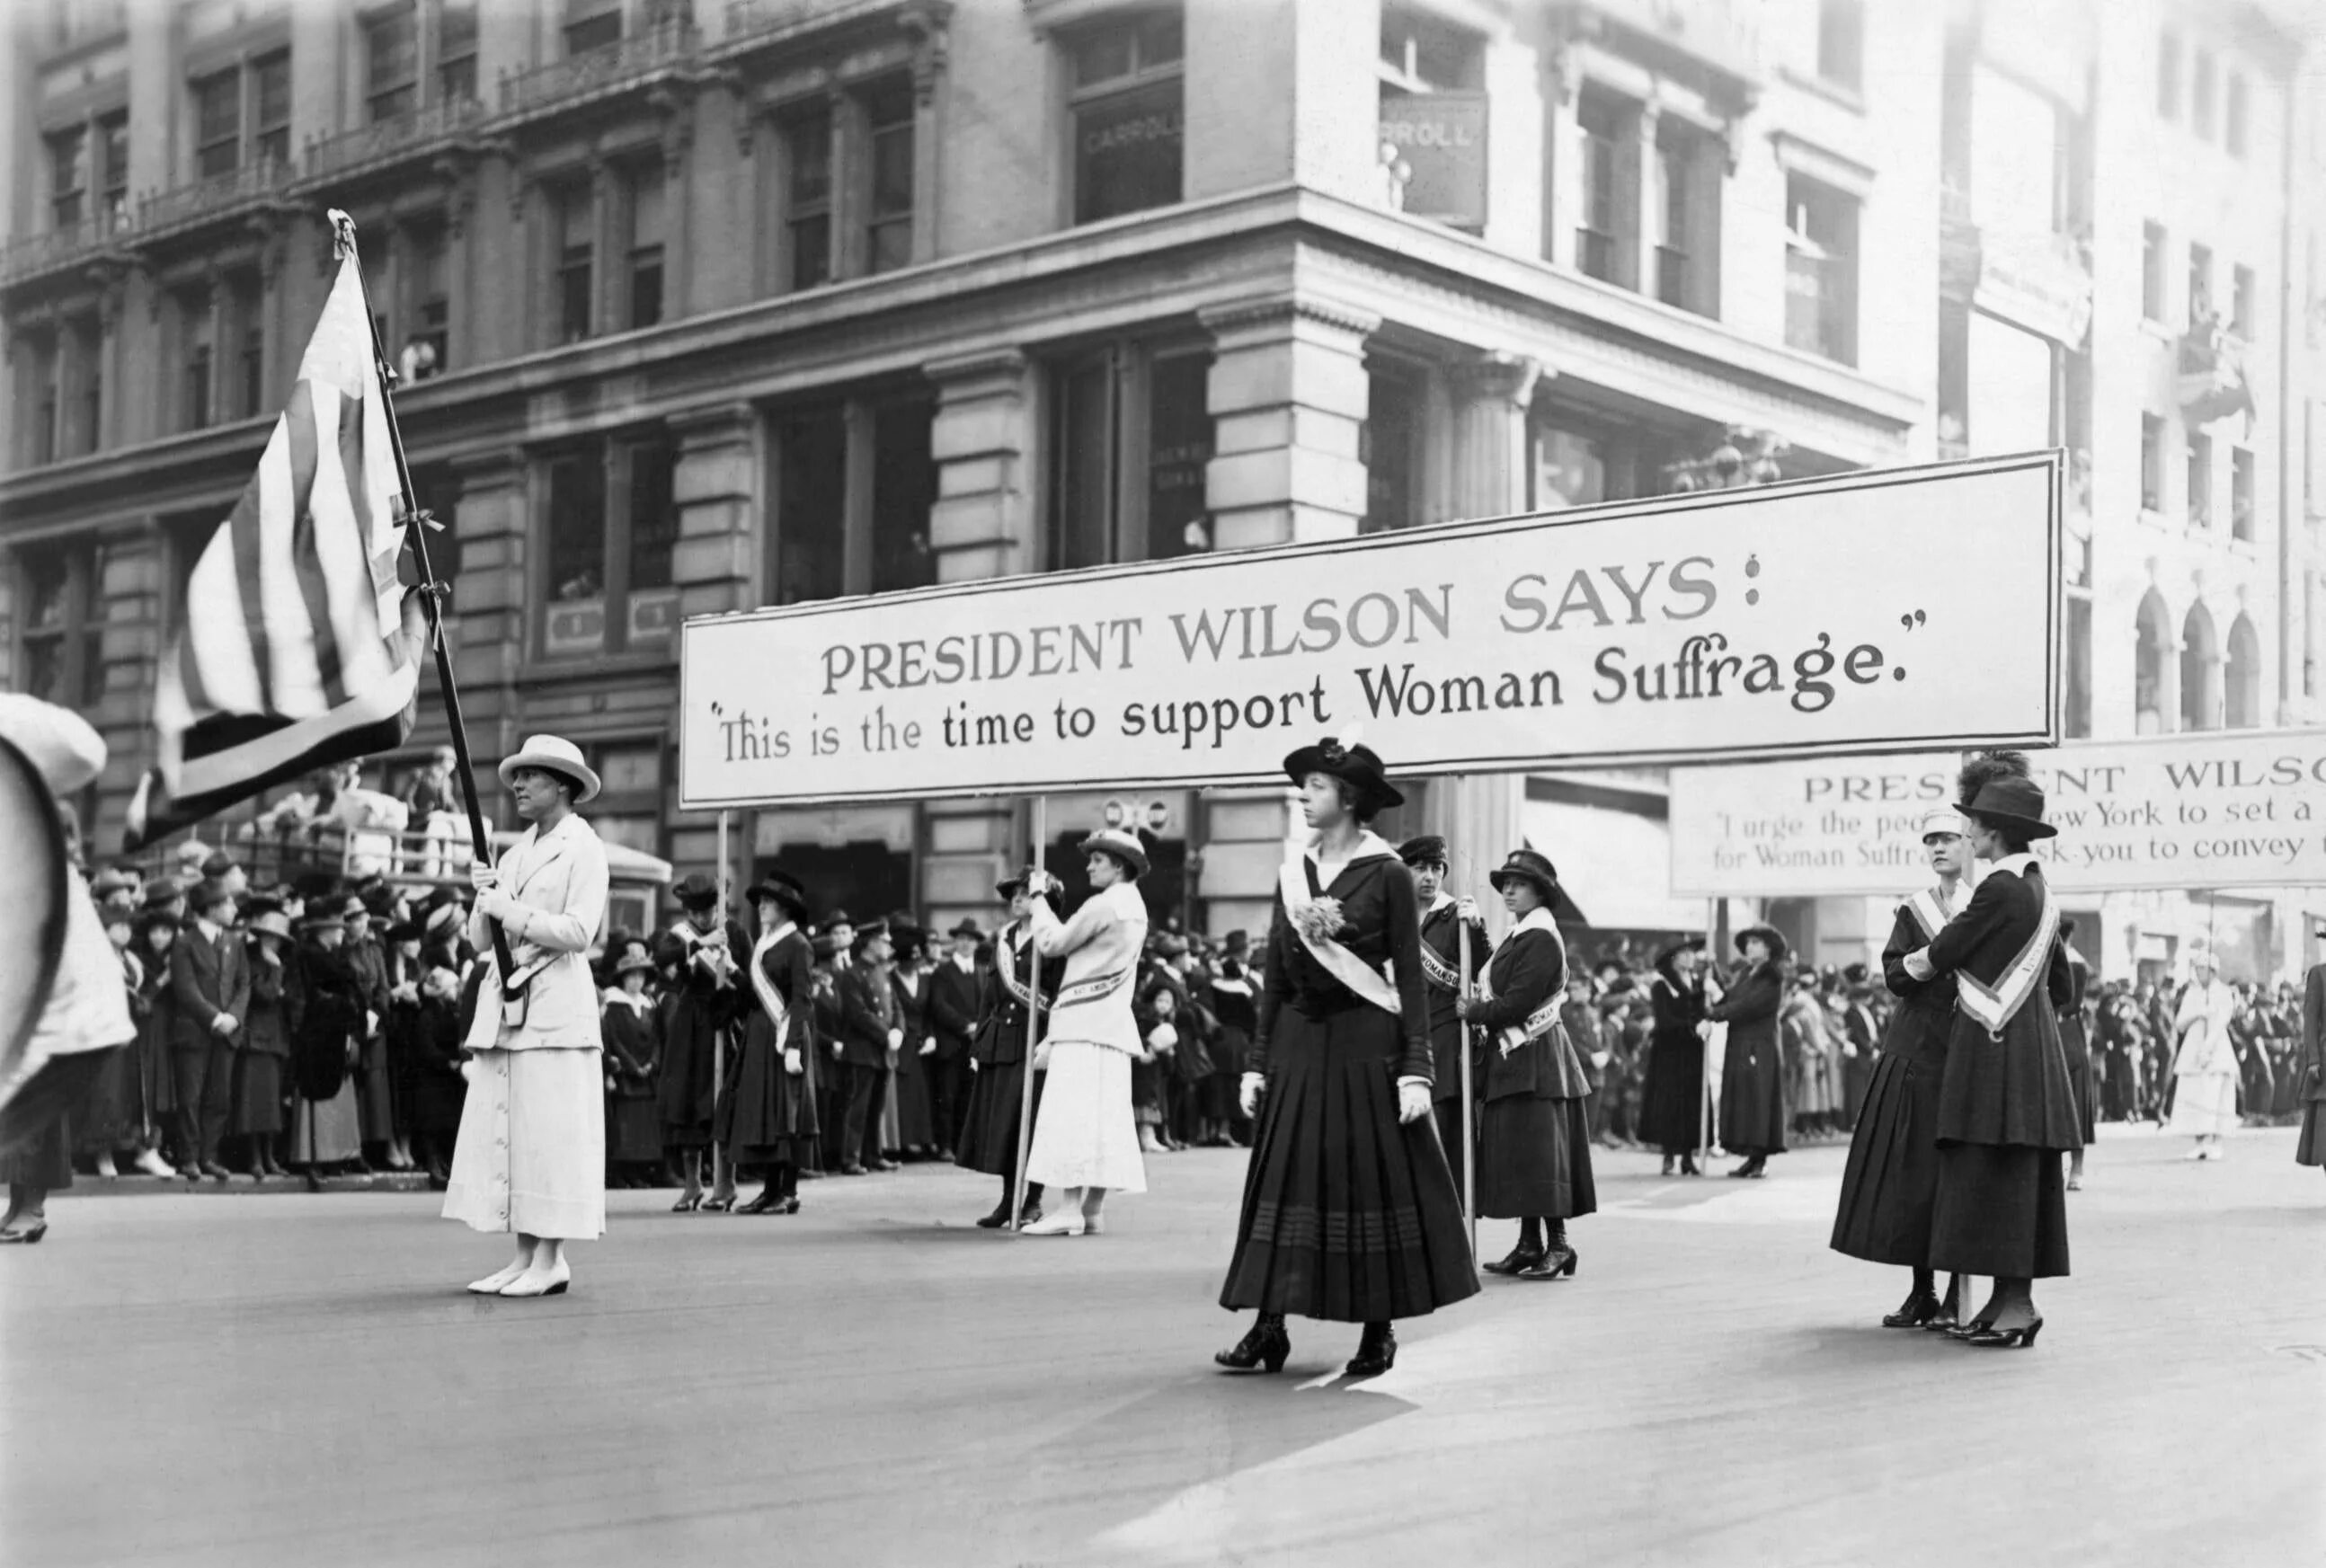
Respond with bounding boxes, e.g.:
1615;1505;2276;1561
679;452;2061;810
1379;92;1489;229
1668;728;2326;898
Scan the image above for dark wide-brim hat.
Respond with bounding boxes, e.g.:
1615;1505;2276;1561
850;918;892;953
1283;734;1405;813
142;881;186;912
1734;924;1790;963
1221;929;1250;954
949;919;983;940
994;871;1061;913
1487;848;1558;899
745;871;809;918
1654;935;1705;970
673;872;721;908
1397;834;1448;868
1958;775;2057;839
1079;828;1150;880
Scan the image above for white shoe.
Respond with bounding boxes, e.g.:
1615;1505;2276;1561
2184;1146;2208;1160
466;1260;529;1295
1020;1210;1086;1236
135;1149;176;1178
94;1153;119;1180
498;1258;572;1297
1082;1213;1106;1236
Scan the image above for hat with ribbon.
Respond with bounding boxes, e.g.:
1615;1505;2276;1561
1282;726;1404;814
745;870;810;921
497;734;601;804
1079;828;1150;881
1486;848;1558;899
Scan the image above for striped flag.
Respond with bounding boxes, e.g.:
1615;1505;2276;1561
125;249;426;850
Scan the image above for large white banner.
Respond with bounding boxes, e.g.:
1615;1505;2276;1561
1669;729;2326;897
680;454;2060;809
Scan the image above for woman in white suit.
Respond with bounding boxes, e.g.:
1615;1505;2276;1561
2169;946;2239;1160
444;735;610;1297
1020;829;1150;1236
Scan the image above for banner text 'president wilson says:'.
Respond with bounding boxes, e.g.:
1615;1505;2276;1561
678;452;2062;808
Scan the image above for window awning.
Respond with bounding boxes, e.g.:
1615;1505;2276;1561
1523;797;1704;934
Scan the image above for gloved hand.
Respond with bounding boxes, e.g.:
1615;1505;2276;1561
1239;1072;1265;1119
1396;1078;1431;1125
784;1048;803;1076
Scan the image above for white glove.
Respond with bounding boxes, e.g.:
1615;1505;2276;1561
468;865;498;893
1396;1078;1432;1124
1239;1072;1265;1119
475;887;519;924
784;1048;803;1076
887;1028;905;1050
1033;1041;1052;1070
919;1038;937;1057
1454;895;1482;923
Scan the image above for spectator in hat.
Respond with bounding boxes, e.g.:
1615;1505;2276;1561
887;923;940;1160
2170;944;2238;1160
289;903;367;1187
600;941;664;1191
200;852;248;901
173;839;213;892
342;895;396;1174
923;919;984;1159
1207;930;1258;1148
834;920;902;1175
168;877;250;1182
1639;938;1712;1175
127;899;182;1176
654;870;745;1211
234;898;296;1181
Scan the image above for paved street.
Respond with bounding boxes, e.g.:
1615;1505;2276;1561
4;1126;2321;1568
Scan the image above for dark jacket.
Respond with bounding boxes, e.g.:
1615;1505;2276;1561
289;942;364;1101
1416;899;1487;1103
1464;918;1593;1103
1710;961;1788;1153
971;925;1061;1067
1251;848;1433;1084
838;962;899;1070
1919;862;2083;1151
925;958;981;1061
170;920;251;1054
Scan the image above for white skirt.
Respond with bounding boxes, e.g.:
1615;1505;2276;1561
1027;1041;1146;1193
442;1048;606;1240
2168;1070;2239;1138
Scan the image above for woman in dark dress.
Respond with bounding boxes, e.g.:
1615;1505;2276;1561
1217;736;1478;1378
1459;849;1597;1280
406;957;469;1187
130;908;182;1176
2297;960;2326;1174
599;942;664;1189
1902;754;2082;1349
1638;938;1711;1174
954;872;1063;1228
2055;921;2096;1191
655;873;748;1212
235;899;295;1180
723;873;821;1214
1711;927;1789;1177
1831;807;1972;1328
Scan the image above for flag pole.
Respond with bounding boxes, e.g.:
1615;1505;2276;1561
331;211;513;992
1009;794;1046;1232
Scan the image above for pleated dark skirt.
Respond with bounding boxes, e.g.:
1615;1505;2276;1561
1477;1094;1597;1219
658;1013;720;1148
74;1042;140;1152
1637;1034;1708;1152
954;1060;1042;1176
1218;1003;1479;1324
138;1026;176;1121
1830;1047;1943;1266
2296;1101;2325;1167
718;1016;819;1164
233;1051;287;1136
1719;1039;1788;1156
891;1043;935;1149
2065;1052;2098;1147
1929;1143;2069;1279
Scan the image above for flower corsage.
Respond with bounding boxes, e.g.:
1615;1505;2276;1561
1291;896;1347;946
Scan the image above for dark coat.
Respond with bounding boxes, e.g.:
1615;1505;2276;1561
170;922;251;1053
289;943;364;1102
1454;920;1592;1103
971;925;1061;1067
1636;968;1709;1149
838;962;899;1070
1251;852;1432;1084
654;916;748;1133
1710;962;1787;1154
1416;900;1486;1103
244;950;292;1059
1919;863;2083;1151
925;958;981;1061
1879;901;1958;1066
2304;966;2326;1105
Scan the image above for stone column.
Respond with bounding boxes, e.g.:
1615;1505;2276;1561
1623;98;1661;296
907;13;945;266
1541;43;1583;266
1448;351;1542;519
1198;292;1375;550
670;403;760;621
927;349;1034;582
445;451;528;759
92;527;168;848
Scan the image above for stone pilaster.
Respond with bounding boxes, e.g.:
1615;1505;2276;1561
1541;42;1584;267
927;348;1034;582
1448;352;1543;519
444;451;528;758
1198;293;1376;550
670;403;759;621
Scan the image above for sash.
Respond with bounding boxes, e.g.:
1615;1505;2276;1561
1903;886;1957;943
995;928;1050;1016
1054;966;1132;1011
1480;920;1572;1059
1417;924;1463;995
1276;852;1401;1015
1955;882;2060;1038
748;923;795;1040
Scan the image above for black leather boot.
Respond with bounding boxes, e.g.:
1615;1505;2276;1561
1215;1312;1292;1373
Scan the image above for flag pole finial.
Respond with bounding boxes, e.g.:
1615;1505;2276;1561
328;209;358;261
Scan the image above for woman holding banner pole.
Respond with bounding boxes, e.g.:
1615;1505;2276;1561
1216;735;1477;1378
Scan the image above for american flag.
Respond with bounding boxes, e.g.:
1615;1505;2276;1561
125;243;426;850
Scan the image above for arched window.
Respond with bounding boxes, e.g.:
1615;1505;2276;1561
2135;589;2172;734
2181;602;2220;731
2225;614;2262;728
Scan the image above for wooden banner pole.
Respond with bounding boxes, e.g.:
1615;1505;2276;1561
713;809;730;1183
1009;793;1046;1232
1458;912;1478;1267
1701;897;1718;1168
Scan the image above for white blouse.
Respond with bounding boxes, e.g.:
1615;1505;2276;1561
1028;881;1149;1055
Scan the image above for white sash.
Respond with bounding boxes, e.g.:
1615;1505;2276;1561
1276;846;1400;1016
748;923;795;1039
1055;966;1132;1011
1955;881;2060;1038
1903;886;1956;943
1479;915;1570;1058
996;927;1049;1016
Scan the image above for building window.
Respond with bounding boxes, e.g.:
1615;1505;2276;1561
782;107;833;293
555;182;594;343
1576;93;1622;285
408;226;449;376
539;433;678;657
626;165;665;329
231;275;264;420
2140;412;2164;511
2225;72;2247;157
544;451;608;654
48;127;87;228
14;545;104;710
1784;175;1858;366
871;395;938;590
2188;242;2213;324
2142;220;2166;321
626;438;678;642
182;290;215;430
564;0;622;57
2231;447;2254;541
1655;122;1714;314
586;741;666;862
2191;48;2215;139
769;394;939;600
439;0;479;102
771;403;846;605
1049;344;1212;565
194;68;242;177
865;76;916;276
1816;0;1866;94
2156;30;2180;120
29;335;61;467
97;113;128;226
71;315;102;456
2187;431;2212;528
367;5;420;121
1069;8;1185;226
2230;263;2254;337
254;50;291;165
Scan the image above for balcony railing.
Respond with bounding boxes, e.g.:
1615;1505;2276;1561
498;20;697;116
138;157;293;235
302;95;486;183
0;209;131;288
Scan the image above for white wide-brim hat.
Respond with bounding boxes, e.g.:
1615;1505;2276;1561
498;734;601;804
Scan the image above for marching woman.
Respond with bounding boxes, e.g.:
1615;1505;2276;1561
1399;836;1486;1172
1902;753;2082;1349
1710;927;1789;1177
1638;939;1710;1175
954;872;1063;1228
1018;831;1151;1236
2055;923;2096;1189
721;873;820;1215
446;735;610;1299
2297;955;2326;1178
2168;945;2238;1161
1458;849;1597;1280
1217;735;1478;1378
1830;807;1974;1329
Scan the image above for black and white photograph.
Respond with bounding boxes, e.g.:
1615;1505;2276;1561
2;0;2323;1562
